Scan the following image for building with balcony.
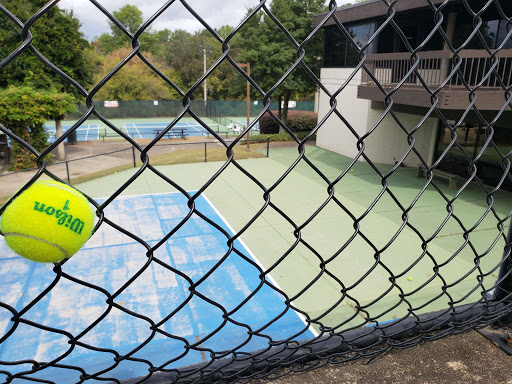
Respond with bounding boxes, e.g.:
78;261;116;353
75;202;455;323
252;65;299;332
313;0;512;190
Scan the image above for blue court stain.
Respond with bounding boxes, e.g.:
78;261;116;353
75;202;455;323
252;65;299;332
0;193;314;383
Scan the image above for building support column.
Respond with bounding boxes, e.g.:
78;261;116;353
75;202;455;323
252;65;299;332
440;12;457;82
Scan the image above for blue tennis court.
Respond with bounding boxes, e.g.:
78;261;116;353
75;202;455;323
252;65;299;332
45;124;100;142
0;192;315;382
124;122;219;139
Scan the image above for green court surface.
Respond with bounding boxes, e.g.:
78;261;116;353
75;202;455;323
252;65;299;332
76;146;511;333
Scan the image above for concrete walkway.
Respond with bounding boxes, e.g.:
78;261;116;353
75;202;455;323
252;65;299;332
247;330;512;384
0;138;238;201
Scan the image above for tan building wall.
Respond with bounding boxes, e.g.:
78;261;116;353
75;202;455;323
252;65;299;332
317;68;438;167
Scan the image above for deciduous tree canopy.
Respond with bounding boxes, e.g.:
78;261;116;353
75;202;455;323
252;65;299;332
0;0;92;168
0;0;92;96
231;0;326;129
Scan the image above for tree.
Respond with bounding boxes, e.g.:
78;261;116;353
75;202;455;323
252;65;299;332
0;1;92;160
96;5;169;56
0;86;76;170
0;2;92;92
94;48;180;101
232;0;326;132
160;29;235;100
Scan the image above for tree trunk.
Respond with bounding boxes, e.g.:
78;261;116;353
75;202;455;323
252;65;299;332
280;89;291;135
277;94;284;134
277;94;282;120
55;119;66;161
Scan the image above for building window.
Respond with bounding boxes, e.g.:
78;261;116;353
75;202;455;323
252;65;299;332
323;22;377;68
496;19;512;49
453;15;512;49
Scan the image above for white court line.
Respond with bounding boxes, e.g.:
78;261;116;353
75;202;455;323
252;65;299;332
123;123;140;138
201;194;320;338
84;124;90;141
185;122;203;133
92;190;319;339
84;124;100;141
93;125;100;140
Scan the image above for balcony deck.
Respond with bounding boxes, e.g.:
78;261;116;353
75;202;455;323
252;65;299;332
357;49;512;110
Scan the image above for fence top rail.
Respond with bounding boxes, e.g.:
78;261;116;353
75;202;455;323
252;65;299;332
0;138;271;178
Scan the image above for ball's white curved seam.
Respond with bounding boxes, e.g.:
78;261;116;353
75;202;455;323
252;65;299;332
3;232;69;259
38;181;85;200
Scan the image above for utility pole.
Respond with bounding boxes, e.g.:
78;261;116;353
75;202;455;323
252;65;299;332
237;62;251;151
203;48;207;108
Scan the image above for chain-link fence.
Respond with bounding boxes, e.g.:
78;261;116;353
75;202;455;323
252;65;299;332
66;100;315;120
0;0;512;383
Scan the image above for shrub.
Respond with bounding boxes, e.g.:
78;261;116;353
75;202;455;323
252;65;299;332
247;132;316;142
259;110;318;134
259;112;280;134
0;86;76;170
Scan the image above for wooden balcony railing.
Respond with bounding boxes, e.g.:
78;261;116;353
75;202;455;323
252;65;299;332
361;49;512;88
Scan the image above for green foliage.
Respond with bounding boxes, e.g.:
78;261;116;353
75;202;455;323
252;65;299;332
0;86;76;170
97;5;172;56
93;48;180;101
154;27;239;100
0;1;92;96
98;5;144;54
246;132;316;142
231;0;326;125
259;110;318;134
111;5;143;34
90;2;322;106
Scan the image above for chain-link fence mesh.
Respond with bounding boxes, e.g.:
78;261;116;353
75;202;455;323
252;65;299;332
0;0;512;383
65;100;315;120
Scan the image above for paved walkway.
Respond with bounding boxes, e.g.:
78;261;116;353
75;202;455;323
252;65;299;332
0;138;240;201
247;330;512;384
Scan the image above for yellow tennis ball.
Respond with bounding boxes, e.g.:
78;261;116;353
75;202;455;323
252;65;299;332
1;180;95;263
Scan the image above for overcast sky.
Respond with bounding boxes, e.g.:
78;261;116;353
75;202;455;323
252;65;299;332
59;0;343;41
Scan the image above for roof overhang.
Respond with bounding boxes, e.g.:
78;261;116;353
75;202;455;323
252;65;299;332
313;0;449;28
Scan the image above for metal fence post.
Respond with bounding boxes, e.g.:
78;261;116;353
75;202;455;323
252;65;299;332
204;142;207;162
132;147;136;167
495;217;512;301
267;136;270;157
65;161;70;183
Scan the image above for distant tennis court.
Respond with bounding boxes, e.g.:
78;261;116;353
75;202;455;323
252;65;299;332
0;192;315;382
123;122;220;139
237;120;259;130
45;124;100;142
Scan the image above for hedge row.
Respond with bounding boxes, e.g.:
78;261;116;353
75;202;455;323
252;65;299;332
259;110;318;134
247;132;316;142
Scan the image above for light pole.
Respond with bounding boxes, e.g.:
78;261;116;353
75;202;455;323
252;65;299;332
199;44;211;114
237;62;251;151
203;48;207;108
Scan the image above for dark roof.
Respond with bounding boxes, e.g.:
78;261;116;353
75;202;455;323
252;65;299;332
313;0;448;27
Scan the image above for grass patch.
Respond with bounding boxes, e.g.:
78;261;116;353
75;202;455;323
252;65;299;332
143;142;267;165
69;163;135;185
0;141;269;203
66;142;267;187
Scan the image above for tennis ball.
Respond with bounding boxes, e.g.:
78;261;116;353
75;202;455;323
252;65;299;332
1;180;95;263
408;277;413;281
